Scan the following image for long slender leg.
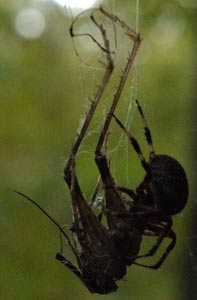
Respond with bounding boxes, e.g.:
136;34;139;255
111;113;149;171
133;230;176;269
137;218;172;258
135;100;155;158
110;99;156;172
132;218;176;269
102;203;159;219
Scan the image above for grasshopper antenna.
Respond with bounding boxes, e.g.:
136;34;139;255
10;189;78;259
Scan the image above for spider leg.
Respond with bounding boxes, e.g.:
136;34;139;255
134;230;176;269
103;203;159;219
111;113;149;172
137;218;172;257
134;219;176;269
116;186;136;200
135;100;155;158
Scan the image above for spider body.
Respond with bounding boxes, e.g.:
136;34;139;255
137;154;188;215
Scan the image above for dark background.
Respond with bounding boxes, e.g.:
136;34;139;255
0;0;196;299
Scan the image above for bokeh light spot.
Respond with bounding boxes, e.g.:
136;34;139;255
54;0;98;9
15;8;46;40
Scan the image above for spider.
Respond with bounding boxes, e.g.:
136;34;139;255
94;99;189;269
14;7;141;294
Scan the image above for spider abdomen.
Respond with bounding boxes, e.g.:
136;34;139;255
149;154;189;215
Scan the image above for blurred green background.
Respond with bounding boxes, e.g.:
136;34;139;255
0;0;196;299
